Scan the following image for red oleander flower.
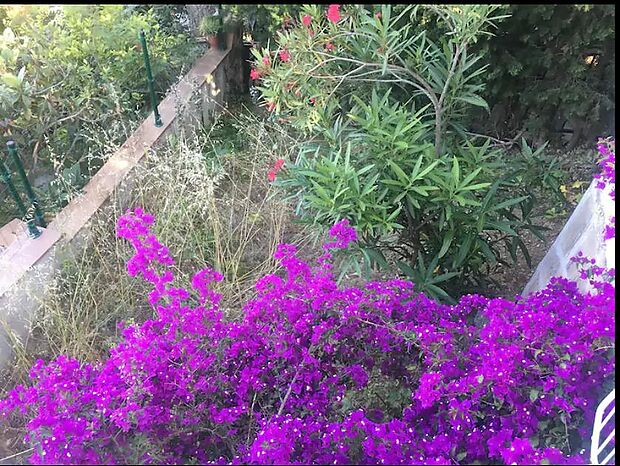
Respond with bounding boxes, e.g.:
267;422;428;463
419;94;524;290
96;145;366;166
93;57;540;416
268;159;286;181
262;55;271;66
279;49;291;62
325;42;335;51
302;14;312;27
327;4;341;23
309;97;316;105
250;68;261;80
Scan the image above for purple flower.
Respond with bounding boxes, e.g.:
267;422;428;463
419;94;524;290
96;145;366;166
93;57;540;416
0;140;614;466
323;219;358;250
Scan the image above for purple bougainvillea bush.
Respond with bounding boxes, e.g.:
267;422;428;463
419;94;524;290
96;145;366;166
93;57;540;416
0;143;615;465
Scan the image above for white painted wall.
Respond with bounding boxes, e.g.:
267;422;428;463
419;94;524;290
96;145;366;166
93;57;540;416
523;180;615;295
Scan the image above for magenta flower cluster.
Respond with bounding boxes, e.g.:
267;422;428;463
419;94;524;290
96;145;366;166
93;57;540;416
0;203;614;465
570;138;615;282
593;137;615;240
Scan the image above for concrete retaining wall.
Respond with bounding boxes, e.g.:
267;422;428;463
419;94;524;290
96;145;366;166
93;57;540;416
523;180;615;295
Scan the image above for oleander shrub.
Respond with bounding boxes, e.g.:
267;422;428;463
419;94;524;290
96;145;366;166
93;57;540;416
395;5;615;146
251;4;547;300
0;194;614;464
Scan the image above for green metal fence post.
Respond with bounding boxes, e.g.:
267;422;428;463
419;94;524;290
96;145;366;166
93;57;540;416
7;141;46;227
0;157;41;239
139;30;163;128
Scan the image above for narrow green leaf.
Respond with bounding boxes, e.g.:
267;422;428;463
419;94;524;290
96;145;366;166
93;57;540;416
455;94;490;111
451;157;460;185
488;195;530;212
487;221;518;236
438;230;454;259
397;260;416;278
389;160;409;185
460;182;492;192
477;239;497;265
429;271;459;284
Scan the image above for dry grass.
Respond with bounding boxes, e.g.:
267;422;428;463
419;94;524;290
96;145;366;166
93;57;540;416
0;105;317;394
0;105;319;462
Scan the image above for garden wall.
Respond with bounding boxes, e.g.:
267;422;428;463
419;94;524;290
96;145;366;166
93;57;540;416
523;180;615;295
0;32;246;370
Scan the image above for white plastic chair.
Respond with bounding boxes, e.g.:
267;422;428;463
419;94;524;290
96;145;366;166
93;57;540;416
591;389;615;465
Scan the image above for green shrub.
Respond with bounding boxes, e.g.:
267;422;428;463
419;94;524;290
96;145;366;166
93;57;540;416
478;4;615;146
198;15;220;36
0;5;200;221
223;4;303;45
124;4;190;36
254;5;545;301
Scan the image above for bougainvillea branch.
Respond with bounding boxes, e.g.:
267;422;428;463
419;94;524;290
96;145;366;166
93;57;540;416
594;137;615;239
0;193;614;464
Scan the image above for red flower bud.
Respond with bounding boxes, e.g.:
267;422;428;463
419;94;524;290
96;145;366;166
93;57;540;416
267;159;285;182
326;4;341;23
279;49;291;62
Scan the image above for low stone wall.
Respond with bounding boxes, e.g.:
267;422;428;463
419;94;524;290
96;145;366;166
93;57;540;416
0;33;246;369
523;180;615;295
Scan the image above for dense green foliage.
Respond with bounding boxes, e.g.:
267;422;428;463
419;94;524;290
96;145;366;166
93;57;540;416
254;5;551;301
124;4;190;36
223;4;303;45
238;4;614;146
0;5;199;220
479;4;615;145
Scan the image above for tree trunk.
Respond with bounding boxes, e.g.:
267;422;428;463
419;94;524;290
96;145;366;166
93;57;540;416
185;4;218;36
